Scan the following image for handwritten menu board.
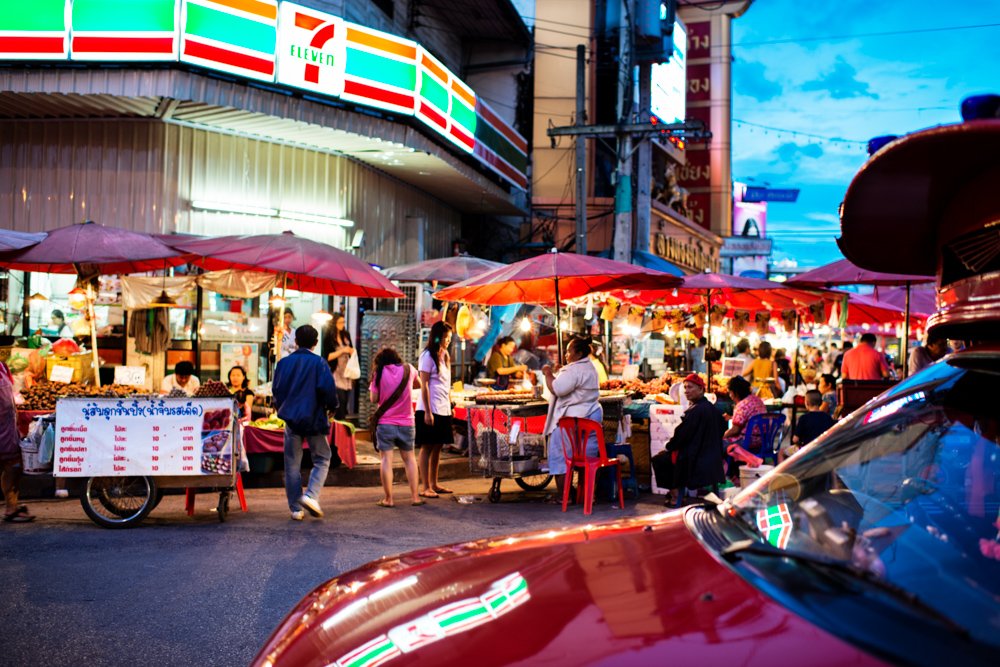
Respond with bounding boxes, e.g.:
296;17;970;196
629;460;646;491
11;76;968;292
54;398;236;477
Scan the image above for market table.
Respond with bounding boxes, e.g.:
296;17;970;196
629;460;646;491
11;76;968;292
242;422;357;468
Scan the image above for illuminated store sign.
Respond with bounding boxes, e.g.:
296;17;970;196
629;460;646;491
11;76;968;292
0;0;527;189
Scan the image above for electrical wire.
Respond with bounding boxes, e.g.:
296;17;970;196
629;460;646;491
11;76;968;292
733;118;867;145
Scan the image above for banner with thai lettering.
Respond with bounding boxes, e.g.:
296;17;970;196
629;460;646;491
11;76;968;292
54;397;236;477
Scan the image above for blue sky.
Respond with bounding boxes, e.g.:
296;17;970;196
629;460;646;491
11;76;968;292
731;0;1000;270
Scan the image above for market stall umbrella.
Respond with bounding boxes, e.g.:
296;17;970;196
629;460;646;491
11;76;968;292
787;258;934;376
164;231;403;299
874;284;937;317
0;221;193;386
433;249;681;357
0;229;46;252
383;255;505;285
839;292;926;328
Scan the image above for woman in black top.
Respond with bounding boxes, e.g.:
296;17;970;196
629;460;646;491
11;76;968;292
227;366;254;420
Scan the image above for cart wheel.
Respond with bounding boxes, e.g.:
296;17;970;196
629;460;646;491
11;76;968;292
515;474;553;491
217;492;230;522
81;476;157;529
488;478;502;503
150;489;165;511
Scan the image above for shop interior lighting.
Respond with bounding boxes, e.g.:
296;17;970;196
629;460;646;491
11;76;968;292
67;286;88;310
312;311;334;325
192;201;353;228
268;294;286;309
519;317;532;333
28;292;48;303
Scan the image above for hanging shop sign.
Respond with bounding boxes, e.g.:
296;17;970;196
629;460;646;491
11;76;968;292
54;397;235;477
0;0;526;190
720;236;772;257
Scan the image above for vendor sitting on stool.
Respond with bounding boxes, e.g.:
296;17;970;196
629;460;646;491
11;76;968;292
161;361;200;396
543;337;602;501
651;373;726;507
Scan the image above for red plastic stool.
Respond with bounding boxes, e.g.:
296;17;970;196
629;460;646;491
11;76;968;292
184;474;248;516
557;417;625;516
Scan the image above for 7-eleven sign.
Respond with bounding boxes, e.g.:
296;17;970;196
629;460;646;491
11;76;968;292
276;2;345;97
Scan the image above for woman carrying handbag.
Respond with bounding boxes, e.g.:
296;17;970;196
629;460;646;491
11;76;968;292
369;348;424;507
326;313;356;420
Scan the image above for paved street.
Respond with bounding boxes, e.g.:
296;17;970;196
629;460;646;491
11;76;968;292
1;479;665;667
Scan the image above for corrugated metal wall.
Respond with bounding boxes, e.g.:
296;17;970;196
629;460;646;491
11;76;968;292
0;119;461;265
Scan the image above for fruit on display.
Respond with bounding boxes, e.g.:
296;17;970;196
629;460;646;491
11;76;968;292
19;382;143;412
250;415;285;430
194;380;233;398
51;338;82;356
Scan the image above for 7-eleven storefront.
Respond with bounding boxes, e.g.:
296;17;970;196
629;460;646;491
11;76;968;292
0;0;528;384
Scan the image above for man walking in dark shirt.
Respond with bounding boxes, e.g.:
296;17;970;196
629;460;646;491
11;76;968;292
273;324;338;521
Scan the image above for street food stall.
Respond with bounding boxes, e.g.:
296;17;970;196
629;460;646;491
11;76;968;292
52;393;245;527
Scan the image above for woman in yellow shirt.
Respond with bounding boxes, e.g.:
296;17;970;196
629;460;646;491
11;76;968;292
742;340;780;400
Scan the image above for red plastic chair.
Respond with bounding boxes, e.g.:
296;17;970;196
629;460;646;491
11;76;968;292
557;417;624;515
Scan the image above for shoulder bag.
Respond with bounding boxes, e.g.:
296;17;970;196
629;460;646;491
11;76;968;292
369;365;411;432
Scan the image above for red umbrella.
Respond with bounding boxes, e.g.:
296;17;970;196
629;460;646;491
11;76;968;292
787;258;934;376
165;231;403;298
785;258;933;288
383;255;504;285
838;292;926;328
433;249;680;357
611;273;825;311
0;221;193;387
0;229;46;252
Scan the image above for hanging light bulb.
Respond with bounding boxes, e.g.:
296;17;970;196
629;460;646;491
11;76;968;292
67;286;88;310
312;311;333;325
584;294;594;320
519;317;532;333
559;320;569;331
28;292;49;303
671;288;678;297
269;294;286;309
148;290;178;308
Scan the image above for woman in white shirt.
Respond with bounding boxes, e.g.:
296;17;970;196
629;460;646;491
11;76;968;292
543;337;603;500
415;321;454;498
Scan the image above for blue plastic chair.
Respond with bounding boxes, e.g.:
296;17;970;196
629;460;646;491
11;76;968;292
742;413;786;462
606;442;640;499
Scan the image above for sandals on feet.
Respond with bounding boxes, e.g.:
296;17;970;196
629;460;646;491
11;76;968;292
411;499;427;506
432;486;454;494
376;499;395;508
3;506;35;523
419;491;439;498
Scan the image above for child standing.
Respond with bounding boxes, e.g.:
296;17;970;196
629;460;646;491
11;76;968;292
780;390;835;461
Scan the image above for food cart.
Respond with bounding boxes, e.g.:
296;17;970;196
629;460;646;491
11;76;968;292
465;391;626;503
53;395;243;528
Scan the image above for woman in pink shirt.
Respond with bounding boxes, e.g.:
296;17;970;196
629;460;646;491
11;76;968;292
369;348;424;507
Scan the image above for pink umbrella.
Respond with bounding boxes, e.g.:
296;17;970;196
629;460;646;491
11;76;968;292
165;231;403;299
383;255;504;285
0;221;192;386
873;284;937;317
838;292;926;328
0;220;190;275
787;258;934;376
0;229;46;252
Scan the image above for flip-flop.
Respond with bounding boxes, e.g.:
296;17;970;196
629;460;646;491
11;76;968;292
411;499;427;506
3;507;35;523
375;500;395;508
432;486;454;494
419;491;440;499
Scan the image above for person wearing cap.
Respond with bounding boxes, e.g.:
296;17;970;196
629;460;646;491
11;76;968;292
651;373;726;507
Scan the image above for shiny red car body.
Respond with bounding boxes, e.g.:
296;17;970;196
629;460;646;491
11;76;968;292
253;508;884;667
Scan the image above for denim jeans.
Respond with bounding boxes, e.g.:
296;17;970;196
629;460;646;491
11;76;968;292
284;427;332;511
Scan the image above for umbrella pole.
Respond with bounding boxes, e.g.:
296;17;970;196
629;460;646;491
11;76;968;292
555;278;564;362
705;289;712;393
86;282;101;388
274;273;289;365
902;281;911;378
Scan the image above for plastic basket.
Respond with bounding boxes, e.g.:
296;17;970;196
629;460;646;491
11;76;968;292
740;464;774;487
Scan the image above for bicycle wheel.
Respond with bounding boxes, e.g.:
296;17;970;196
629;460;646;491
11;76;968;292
81;476;157;529
515;474;552;491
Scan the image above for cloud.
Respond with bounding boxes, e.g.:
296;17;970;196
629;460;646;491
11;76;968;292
802;57;879;99
733;60;783;102
805;212;840;224
774;141;824;164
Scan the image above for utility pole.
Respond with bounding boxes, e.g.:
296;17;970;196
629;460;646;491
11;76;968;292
612;0;634;264
636;61;652;256
575;44;587;255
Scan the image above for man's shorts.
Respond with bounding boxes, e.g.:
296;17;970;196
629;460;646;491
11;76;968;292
375;424;415;452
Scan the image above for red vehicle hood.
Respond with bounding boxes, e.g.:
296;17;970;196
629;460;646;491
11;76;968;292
254;510;885;666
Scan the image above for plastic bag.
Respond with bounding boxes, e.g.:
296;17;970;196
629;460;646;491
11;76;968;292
344;351;361;380
38;421;55;464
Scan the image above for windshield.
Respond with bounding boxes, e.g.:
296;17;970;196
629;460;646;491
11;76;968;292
730;360;1000;647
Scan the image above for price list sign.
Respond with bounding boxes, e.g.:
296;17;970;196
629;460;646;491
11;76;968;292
54;398;236;477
